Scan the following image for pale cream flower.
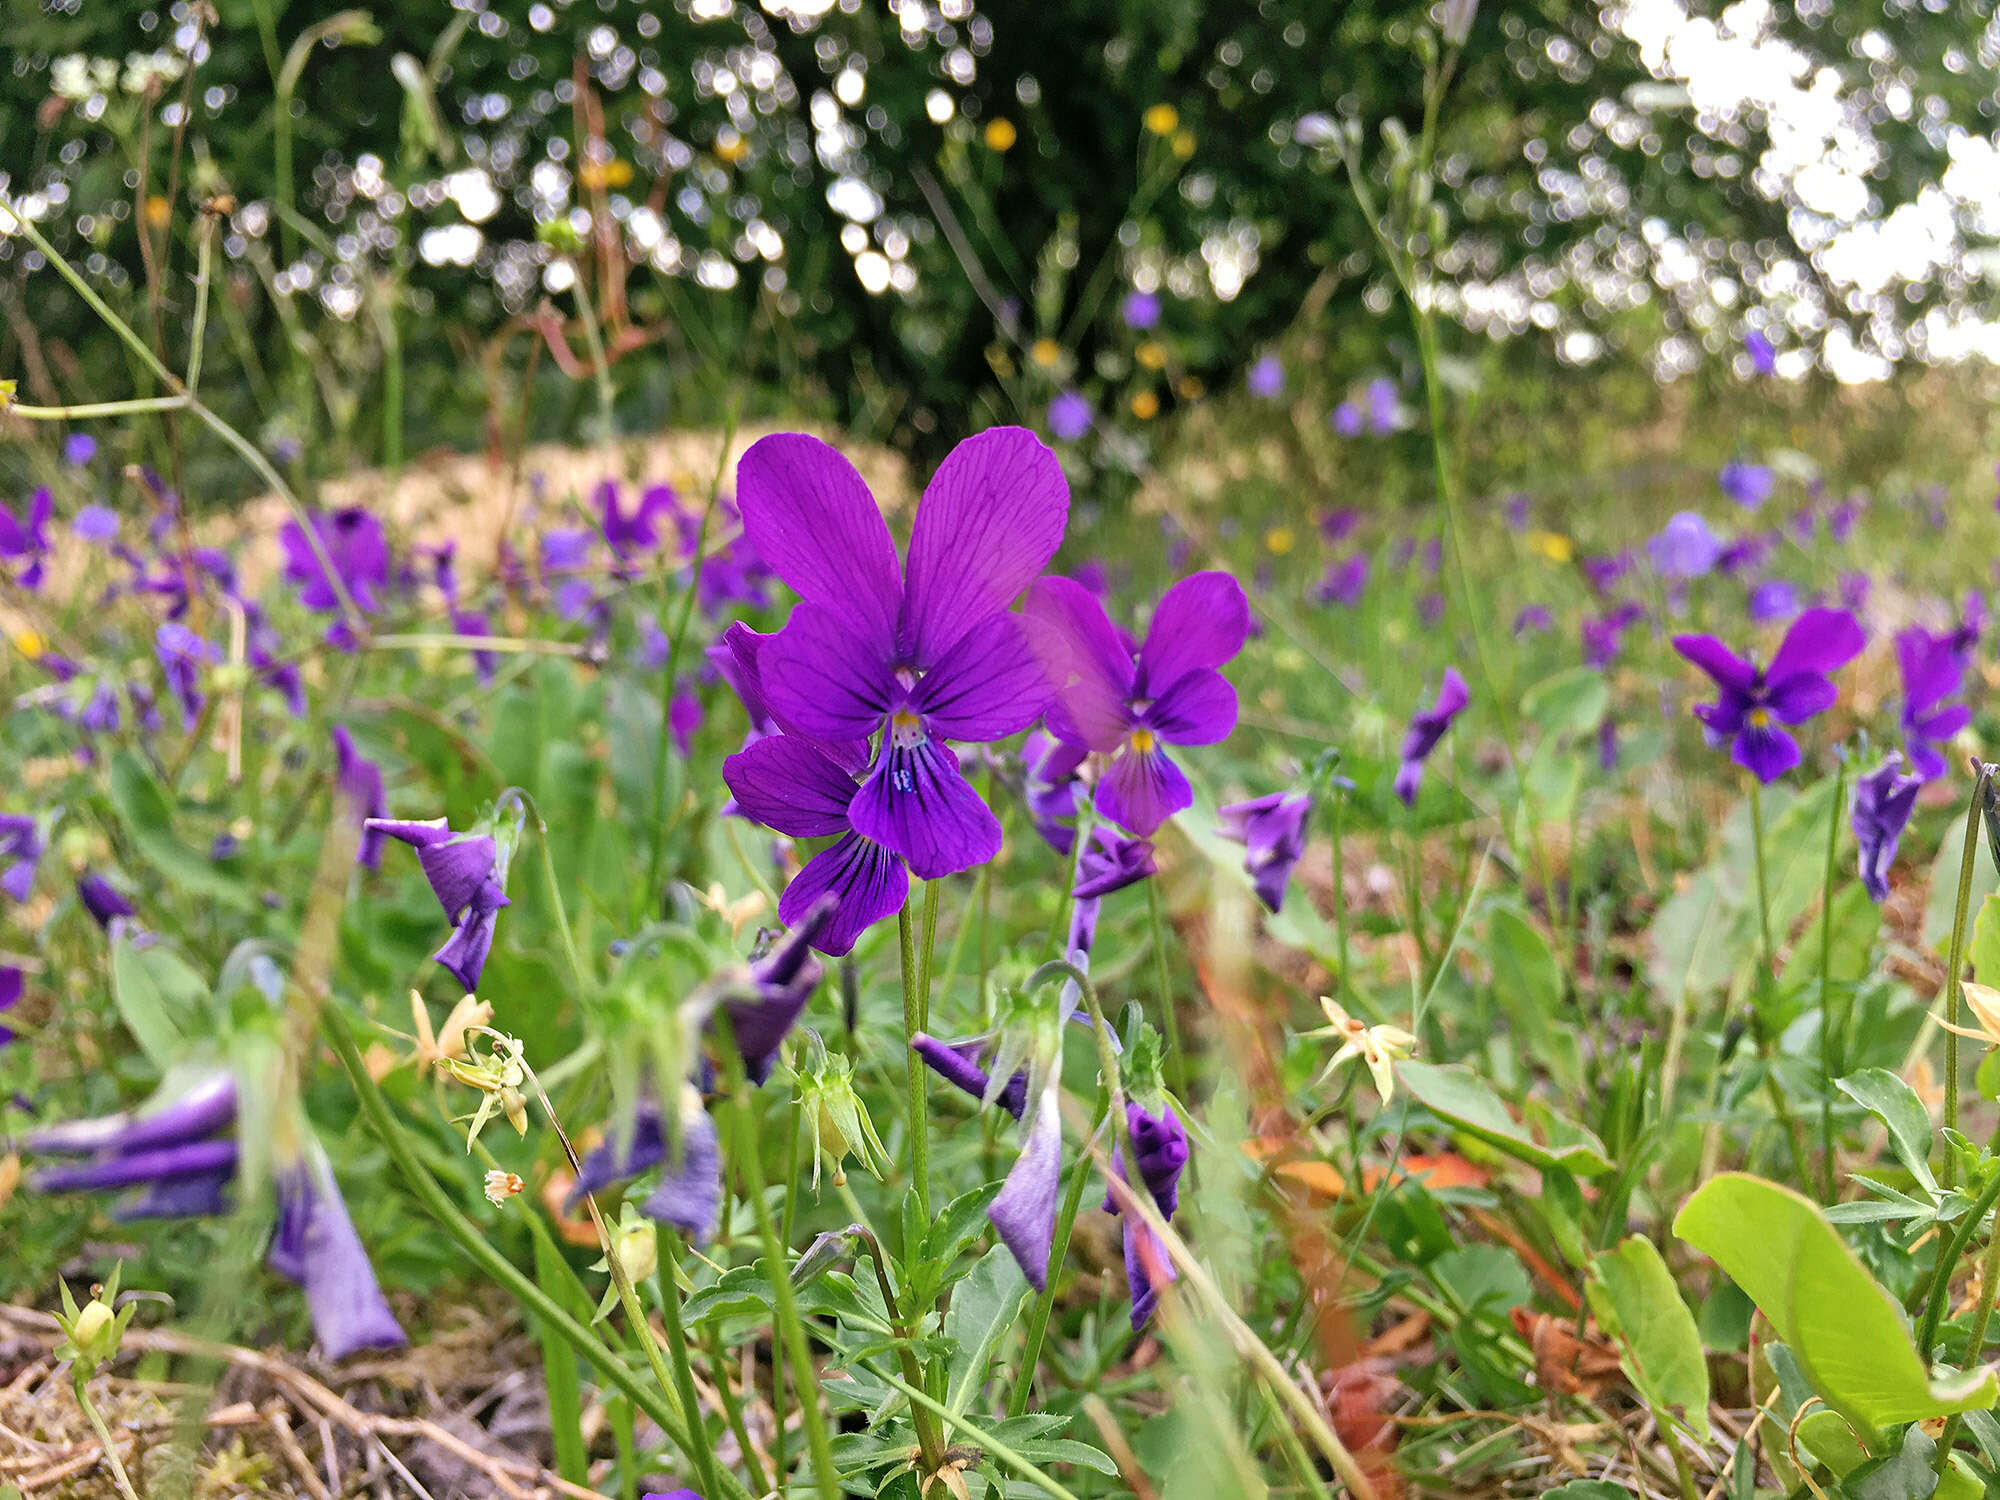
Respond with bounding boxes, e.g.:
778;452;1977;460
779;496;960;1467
483;1170;524;1206
1310;996;1416;1103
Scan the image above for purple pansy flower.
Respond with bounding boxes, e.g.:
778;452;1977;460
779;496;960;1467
1853;752;1922;902
569;1090;724;1244
333;726;388;869
721;904;832;1085
0;488;53;589
1;814;43;903
366;817;513;990
910;1033;1028;1119
73;505;120;544
738;429;1068;880
1317;555;1369;607
1218;792;1311;913
1247;355;1285;397
1394;668;1469;806
1048;391;1093;443
1648;512;1725;579
1581;604;1644;669
155;623;219;730
1102;1101;1189;1328
1365;377;1400;434
64;432;99;466
1579;551;1632;597
1022;729;1089;856
281;508;390;615
1949;591;1985;666
1331;401;1363;437
1895;627;1970;781
1671;608;1865;783
1748;579;1800;623
77;872;136;931
0;964;18;1045
1744;330;1777;376
1720;461;1775;511
599;480;679;564
1027;571;1249;836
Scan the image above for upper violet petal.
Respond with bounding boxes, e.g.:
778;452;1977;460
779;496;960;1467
737;433;902;653
1136;572;1249;695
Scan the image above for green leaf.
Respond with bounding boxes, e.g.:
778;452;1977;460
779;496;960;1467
1520;667;1610;739
1429;1245;1531;1322
1543;1485;1632;1500
944;1244;1029;1416
1647;869;1740;1013
1586;1236;1711;1441
1836;1070;1938;1195
1840;1422;1940;1500
109;937;204;1069
1487;906;1564;1063
1674;1173;1998;1437
106;749;254;911
1971;893;2000;987
1396;1060;1613;1177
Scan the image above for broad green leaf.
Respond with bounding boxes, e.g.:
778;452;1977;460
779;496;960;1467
1397;1060;1612;1177
944;1244;1029;1416
1841;1422;1941;1500
1543;1485;1631;1500
1674;1173;1997;1437
1520;666;1610;738
1586;1236;1711;1440
110;937;205;1069
1647;869;1739;1012
1836;1070;1938;1194
1487;906;1563;1063
1782;882;1881;991
1970;893;2000;987
106;750;254;912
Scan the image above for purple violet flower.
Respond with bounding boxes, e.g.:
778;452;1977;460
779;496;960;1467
281;508;390;615
1853;752;1922;902
64;432;99;466
1744;330;1777;376
0;488;53;590
29;1071;239;1221
333;726;388;869
569;1091;724;1244
0;965;19;1045
1748;579;1800;623
268;1141;410;1358
1513;605;1553;637
722;903;833;1086
1121;290;1161;330
1365;377;1400;434
1895;627;1970;781
1720;461;1775;511
155;623;219;730
1;814;44;903
1022;729;1089;856
1317;554;1369;607
73;505;120;544
1101;1101;1189;1328
1217;792;1311;913
77;872;136;931
739;429;1068;880
1027;571;1249;836
1048;391;1093;443
599;480;678;563
1648;512;1725;579
366;817;513;990
1394;668;1469;806
910;1034;1028;1120
1247;356;1285;397
1331;402;1363;437
1671;607;1865;783
1581;604;1644;669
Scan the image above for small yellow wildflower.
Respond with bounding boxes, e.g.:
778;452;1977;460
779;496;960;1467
1029;337;1062;369
1265;526;1295;556
982;118;1017;152
1309;997;1416;1103
1143;103;1180;136
1130;390;1159;420
143;195;170;230
11;630;46;661
1171;129;1196;159
1135;340;1167;371
1527;530;1575;564
0;378;15;413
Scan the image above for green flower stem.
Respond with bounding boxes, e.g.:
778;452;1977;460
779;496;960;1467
1330;784;1351;1007
1008;1094;1109;1419
321;1007;747;1498
714;1020;840;1500
703;1319;770;1498
566;255;617;445
186;216;215;396
72;1370;144;1500
871;1366;1088;1500
899;898;933;1224
655;1231;728;1500
1146;877;1188;1098
1939;766;1991;1190
8;396;192;419
1747;779;1811;1186
917;878;941;1032
1938;1213;2000;1473
1917;1161;2000;1356
1819;755;1849;1200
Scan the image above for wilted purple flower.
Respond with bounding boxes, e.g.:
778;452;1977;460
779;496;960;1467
723;734;904;957
1022;729;1088;856
1;815;43;903
281;508;390;614
1028;572;1248;836
0;488;52;589
910;1034;1028;1119
268;1141;409;1358
1331;401;1363;437
64;433;99;466
1671;608;1864;783
1748;579;1800;623
1720;461;1776;511
991;1077;1064;1290
740;429;1067;880
569;1091;724;1243
1316;555;1369;607
1048;391;1093;442
77;872;135;931
333;726;388;869
1648;512;1725;579
1895;627;1970;781
1581;604;1643;669
1218;792;1311;912
1744;330;1777;376
1247;356;1285;397
721;902;833;1085
1394;668;1469;806
1513;605;1553;637
73;505;119;544
366;817;513;990
155;622;218;729
1853;752;1922;902
1121;290;1161;330
1071;824;1156;901
1102;1102;1188;1328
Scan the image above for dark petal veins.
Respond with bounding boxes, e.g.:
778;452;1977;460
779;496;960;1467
736;433;902;655
760;601;898;743
912;612;1055;743
780;832;908;956
848;738;1001;880
1024;577;1137;752
1094;746;1192;837
1135;571;1250;696
723;735;859;839
1733;722;1801;783
1144;668;1238;747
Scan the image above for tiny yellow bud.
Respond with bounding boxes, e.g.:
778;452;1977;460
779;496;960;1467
1030;337;1062;369
615;1220;658;1283
72;1299;116;1358
982;117;1017;152
1265;526;1295;556
1130;390;1159;420
1135;340;1167;371
1142;103;1180;136
1171;129;1196;159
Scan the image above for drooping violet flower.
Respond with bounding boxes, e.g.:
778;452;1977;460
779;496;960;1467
1648;512;1725;579
720;902;833;1085
599;480;679;564
569;1088;724;1243
1895;627;1970;781
73;505;120;544
1744;329;1777;376
154;622;219;730
1218;792;1311;913
1247;355;1285;397
1720;461;1775;511
1121;290;1161;330
332;726;388;869
1581;604;1644;669
366;816;514;990
0;488;52;589
1852;752;1922;902
1394;668;1469;806
1027;571;1249;836
991;1075;1064;1290
1513;605;1553;637
540;528;594;578
740;428;1068;880
1022;729;1088;856
77;872;136;931
1;814;44;903
29;1071;240;1221
1316;555;1368;607
1748;579;1800;623
1671;608;1865;783
1071;824;1156;901
1102;1100;1189;1328
722;734;905;957
268;1139;409;1357
281;508;390;615
909;1034;1028;1120
1048;391;1093;442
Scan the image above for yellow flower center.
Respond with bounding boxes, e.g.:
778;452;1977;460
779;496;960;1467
1030;337;1062;368
983;118;1017;152
1748;708;1772;728
1143;103;1180;136
1129;728;1156;754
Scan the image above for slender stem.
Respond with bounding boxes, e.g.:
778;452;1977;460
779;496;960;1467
185;217;215;395
655;1232;727;1500
917;879;941;1033
567;257;618;444
1331;786;1350;1008
1009;1096;1108;1419
869;1368;1089;1500
1747;780;1812;1185
704;1320;770;1498
1938;1209;2000;1473
1146;878;1187;1098
1940;768;1991;1191
9;396;192;419
899;899;933;1224
1917;1159;2000;1356
1819;757;1848;1201
73;1371;144;1500
715;1026;840;1500
1748;780;1775;984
